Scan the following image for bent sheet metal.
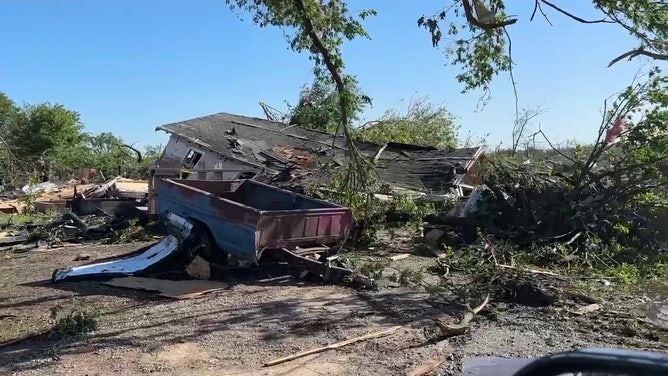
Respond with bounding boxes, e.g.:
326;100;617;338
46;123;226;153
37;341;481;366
52;213;192;282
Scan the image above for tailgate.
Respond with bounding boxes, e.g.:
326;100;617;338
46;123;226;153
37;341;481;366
256;208;353;249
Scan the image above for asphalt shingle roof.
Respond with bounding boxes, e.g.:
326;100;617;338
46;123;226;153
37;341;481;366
156;112;484;194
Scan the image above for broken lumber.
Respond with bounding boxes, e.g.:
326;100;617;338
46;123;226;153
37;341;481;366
264;326;402;367
407;357;444;376
571;303;602;315
389;253;411;261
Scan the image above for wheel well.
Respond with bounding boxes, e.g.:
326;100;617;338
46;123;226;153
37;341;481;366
186;217;228;263
187;218;214;240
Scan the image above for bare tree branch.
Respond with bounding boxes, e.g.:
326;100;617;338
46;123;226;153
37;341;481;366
608;48;668;67
528;128;575;164
504;27;520;144
512;108;544;156
540;0;613;24
119;144;142;162
530;0;553;26
292;0;349;139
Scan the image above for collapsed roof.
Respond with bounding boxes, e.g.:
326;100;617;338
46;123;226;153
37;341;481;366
156;112;484;195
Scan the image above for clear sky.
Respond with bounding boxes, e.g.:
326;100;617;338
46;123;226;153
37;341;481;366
0;0;652;149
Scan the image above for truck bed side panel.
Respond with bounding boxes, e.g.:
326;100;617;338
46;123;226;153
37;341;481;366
257;209;353;249
237;180;340;211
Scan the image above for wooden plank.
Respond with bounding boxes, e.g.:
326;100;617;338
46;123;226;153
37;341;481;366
264;326;402;367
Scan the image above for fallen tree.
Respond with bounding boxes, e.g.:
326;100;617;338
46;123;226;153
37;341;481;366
429;70;666;275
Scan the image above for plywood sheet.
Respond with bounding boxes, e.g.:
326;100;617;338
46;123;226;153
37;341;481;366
104;276;227;299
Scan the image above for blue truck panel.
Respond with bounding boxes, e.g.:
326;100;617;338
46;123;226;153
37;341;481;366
154;179;353;263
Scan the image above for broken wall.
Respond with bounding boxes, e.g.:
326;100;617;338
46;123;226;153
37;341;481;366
162;135;256;179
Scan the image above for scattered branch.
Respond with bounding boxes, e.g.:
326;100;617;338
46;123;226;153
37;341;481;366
264;326;402;366
408;357;445;376
540;0;613;24
431;275;496;338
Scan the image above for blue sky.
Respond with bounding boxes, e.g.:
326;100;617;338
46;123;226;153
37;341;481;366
0;0;650;149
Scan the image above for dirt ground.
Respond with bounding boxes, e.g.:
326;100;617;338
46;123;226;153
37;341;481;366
1;241;666;376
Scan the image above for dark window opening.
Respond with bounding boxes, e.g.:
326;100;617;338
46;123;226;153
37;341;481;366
182;149;203;168
238;171;257;179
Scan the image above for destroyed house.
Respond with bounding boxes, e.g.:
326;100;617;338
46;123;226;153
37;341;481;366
154;112;484;198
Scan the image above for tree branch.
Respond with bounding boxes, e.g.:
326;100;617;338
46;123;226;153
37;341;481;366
530;0;553;26
461;0;517;30
528;128;575;164
608;48;668;67
119;144;142;162
292;0;348;136
540;0;613;24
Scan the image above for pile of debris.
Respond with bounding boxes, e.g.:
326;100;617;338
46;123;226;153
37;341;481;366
0;209;157;254
0;176;153;254
421;156;667;271
0;176;148;215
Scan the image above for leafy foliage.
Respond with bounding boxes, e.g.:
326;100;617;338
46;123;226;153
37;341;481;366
226;0;380;216
596;0;668;65
418;0;667;95
49;304;99;339
7;103;86;168
288;74;371;133
0;93;16;125
459;69;667;277
356;97;459;149
0;92;161;185
418;0;514;96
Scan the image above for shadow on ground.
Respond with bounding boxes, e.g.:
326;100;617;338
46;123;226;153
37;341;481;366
1;270;462;373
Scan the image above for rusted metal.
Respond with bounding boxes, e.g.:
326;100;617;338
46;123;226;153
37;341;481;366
147;158;258;215
155;178;353;263
274;248;375;288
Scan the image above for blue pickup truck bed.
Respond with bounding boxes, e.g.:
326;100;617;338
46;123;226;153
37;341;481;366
155;178;354;262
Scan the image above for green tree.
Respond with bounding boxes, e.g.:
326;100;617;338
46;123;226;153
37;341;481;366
418;0;667;95
224;2;665;202
356;97;459;149
130;144;163;179
0;93;20;179
8;103;86;164
81;133;161;180
226;0;379;210
0;93;160;182
85;133;131;179
289;74;371;133
0;93;17;126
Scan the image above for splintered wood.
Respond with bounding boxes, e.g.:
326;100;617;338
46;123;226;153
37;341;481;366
389;253;411;261
407;357;444;376
264;326;402;367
